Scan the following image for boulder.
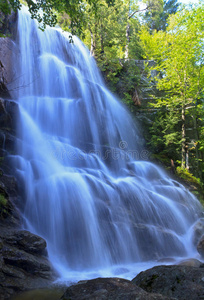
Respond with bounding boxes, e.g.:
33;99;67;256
60;277;175;300
197;235;204;258
0;228;55;300
0;175;55;300
2;246;51;278
178;258;203;267
5;230;47;255
132;264;204;300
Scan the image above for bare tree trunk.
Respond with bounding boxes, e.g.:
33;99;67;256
194;114;203;179
94;22;97;56
89;23;95;56
100;24;104;54
125;22;130;60
181;105;186;168
90;28;95;56
89;23;97;57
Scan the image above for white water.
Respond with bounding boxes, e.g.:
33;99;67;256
11;8;203;281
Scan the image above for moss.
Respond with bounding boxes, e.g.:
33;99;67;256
0;193;9;218
176;276;181;284
176;167;201;187
0;194;7;207
175;167;204;206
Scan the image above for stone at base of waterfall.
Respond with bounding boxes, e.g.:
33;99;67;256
5;230;47;255
178;258;203;267
0;179;56;300
132;264;204;300
60;278;175;300
0;230;55;300
197;235;204;258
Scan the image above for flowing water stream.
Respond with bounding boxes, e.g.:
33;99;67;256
10;7;203;281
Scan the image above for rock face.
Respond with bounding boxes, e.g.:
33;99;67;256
0;192;55;300
0;38;15;97
132;264;204;300
0;35;56;298
197;235;204;258
0;11;18;98
192;218;204;246
0;145;55;300
60;277;175;300
0;10;17;37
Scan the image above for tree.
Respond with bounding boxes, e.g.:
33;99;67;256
160;0;180;30
140;3;204;176
1;0;115;34
143;0;179;31
123;0;163;59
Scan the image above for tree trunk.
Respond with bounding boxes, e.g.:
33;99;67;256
125;21;130;60
90;28;94;56
181;105;186;169
89;23;97;57
194;114;203;180
100;24;104;54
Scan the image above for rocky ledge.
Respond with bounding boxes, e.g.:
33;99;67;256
59;262;204;300
0;174;56;300
60;277;175;300
0;94;56;300
132;263;204;300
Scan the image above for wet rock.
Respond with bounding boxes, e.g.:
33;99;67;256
0;175;55;300
5;230;47;255
192;218;204;246
0;38;15;97
0;173;18;198
0;34;19;99
132;264;204;300
0;231;55;300
131;223;186;261
60;277;174;300
2;246;51;278
0;192;21;227
0;98;11;127
178;258;203;267
157;258;176;263
0;10;17;37
197;235;204;258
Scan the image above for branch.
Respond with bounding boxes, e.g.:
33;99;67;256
128;5;150;19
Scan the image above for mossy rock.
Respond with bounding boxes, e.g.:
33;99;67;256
0;193;9;218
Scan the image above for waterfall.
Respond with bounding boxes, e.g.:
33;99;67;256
10;7;203;280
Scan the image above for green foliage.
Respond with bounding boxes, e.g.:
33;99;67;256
143;0;179;31
143;0;164;31
176;167;201;187
148;107;181;159
98;56;122;92
0;0;21;15
2;0;115;34
0;193;10;218
0;194;7;207
117;60;141;110
140;3;204;180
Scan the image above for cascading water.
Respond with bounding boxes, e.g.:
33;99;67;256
10;7;203;280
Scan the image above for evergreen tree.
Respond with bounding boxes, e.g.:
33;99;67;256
140;3;204;179
143;0;179;31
